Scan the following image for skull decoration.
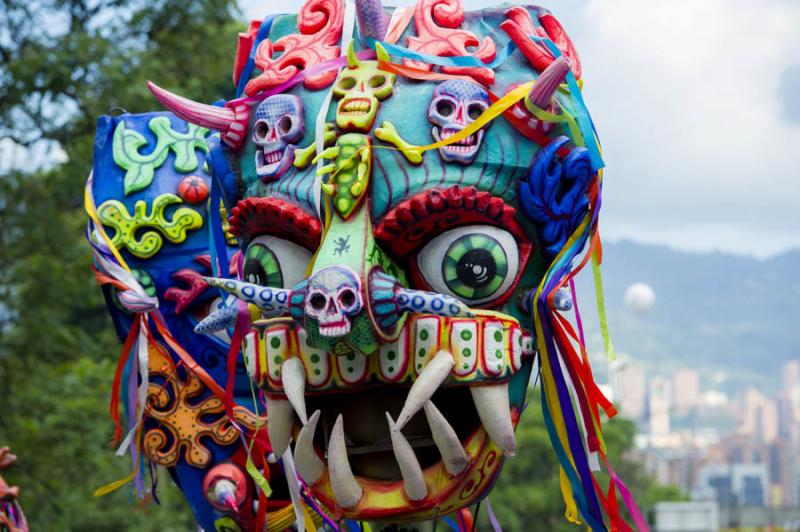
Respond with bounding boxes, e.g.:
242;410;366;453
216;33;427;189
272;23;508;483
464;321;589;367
428;80;491;164
252;94;304;181
303;266;364;337
333;47;395;132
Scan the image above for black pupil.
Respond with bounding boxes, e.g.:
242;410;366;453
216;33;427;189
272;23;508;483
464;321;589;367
243;259;267;286
467;103;483;120
310;293;327;310
254;121;269;139
339;290;355;307
456;249;496;288
436;100;455;116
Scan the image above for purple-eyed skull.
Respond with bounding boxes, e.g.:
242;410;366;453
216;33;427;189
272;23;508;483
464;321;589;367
304;266;363;337
428;80;490;164
252;94;304;181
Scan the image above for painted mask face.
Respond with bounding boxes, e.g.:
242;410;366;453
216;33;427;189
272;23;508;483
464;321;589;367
333;54;395;133
428;80;491;164
141;0;604;527
253;94;304;181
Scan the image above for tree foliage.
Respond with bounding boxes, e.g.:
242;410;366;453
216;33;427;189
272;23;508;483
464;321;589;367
0;0;242;528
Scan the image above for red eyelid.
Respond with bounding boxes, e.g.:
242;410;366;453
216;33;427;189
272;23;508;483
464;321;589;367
374;185;529;258
229;197;322;251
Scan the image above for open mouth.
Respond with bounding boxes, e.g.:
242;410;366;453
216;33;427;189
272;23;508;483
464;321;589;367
245;313;534;516
432;127;482;156
255;146;289;177
340;97;373;117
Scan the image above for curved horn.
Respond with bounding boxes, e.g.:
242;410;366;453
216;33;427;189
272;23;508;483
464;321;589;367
356;0;389;41
148;81;235;131
528;56;571;109
147;81;250;151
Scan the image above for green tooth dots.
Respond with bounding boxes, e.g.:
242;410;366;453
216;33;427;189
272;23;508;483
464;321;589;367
243;243;283;287
442;233;508;300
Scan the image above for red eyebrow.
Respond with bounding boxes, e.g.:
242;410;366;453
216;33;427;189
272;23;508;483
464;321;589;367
375;185;527;257
229;197;322;250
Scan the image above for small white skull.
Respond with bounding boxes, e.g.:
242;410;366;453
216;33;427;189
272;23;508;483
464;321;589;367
304;266;363;337
252;94;304;181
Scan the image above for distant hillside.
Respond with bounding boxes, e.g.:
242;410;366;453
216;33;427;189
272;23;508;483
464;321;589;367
572;241;800;392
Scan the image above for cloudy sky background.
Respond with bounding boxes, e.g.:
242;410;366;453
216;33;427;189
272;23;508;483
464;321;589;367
241;0;800;258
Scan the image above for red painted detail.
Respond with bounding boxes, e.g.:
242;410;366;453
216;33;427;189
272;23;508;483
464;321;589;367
165;254;241;314
233;20;262;88
375;185;524;257
177;175;210;204
245;0;345;96
221;101;251;151
229;197;322;250
404;0;497;86
500;7;582;80
165;269;208;314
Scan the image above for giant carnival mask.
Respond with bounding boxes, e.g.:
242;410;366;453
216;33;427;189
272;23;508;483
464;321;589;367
88;0;642;530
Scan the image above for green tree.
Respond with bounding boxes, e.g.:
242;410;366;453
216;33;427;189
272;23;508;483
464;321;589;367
479;391;685;531
0;0;243;528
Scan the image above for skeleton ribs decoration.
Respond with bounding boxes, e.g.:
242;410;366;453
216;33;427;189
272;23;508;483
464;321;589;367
88;0;637;530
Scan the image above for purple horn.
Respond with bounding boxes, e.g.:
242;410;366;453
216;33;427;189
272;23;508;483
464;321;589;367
528;56;571;109
355;0;389;41
147;81;249;151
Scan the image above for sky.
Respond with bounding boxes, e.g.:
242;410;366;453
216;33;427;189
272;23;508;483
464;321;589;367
240;0;800;258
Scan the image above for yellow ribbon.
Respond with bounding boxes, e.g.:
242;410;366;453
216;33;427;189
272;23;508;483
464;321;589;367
84;174;131;272
591;249;616;361
93;469;137;497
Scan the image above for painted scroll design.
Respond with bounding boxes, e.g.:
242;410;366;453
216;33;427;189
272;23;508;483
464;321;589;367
404;0;497;86
500;7;582;80
97;193;203;259
143;343;262;468
245;0;345;95
113;116;209;195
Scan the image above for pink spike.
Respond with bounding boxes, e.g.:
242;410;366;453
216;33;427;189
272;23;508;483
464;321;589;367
147;81;235;130
147;82;250;151
528;56;571;109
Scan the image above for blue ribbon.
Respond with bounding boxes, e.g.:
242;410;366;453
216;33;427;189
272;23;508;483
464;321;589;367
235;14;280;98
366;37;518;70
531;36;604;172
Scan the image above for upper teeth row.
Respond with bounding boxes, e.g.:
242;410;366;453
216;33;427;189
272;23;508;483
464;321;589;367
244;315;535;391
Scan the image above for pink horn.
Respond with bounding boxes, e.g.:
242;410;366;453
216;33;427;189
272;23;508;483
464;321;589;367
528;56;571;109
147;81;249;151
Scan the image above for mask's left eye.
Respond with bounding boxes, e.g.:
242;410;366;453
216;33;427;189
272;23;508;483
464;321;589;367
416;225;521;306
243;235;312;289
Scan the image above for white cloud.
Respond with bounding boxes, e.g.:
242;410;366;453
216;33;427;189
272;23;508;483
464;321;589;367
576;0;800;257
238;0;800;257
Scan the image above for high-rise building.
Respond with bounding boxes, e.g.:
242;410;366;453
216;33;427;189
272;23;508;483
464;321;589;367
674;367;700;415
611;360;646;420
649;376;673;444
739;389;778;444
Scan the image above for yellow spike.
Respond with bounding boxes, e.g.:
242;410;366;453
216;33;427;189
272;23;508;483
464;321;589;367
347;42;358;68
375;42;390;63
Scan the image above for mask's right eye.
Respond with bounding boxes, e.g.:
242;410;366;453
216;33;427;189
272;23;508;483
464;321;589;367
242;235;312;289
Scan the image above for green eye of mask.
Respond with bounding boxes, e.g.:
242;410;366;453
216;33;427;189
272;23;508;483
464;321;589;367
243;243;283;287
442;234;508;300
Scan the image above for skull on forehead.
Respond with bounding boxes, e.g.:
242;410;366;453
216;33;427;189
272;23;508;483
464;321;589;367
428;80;491;164
252;94;304;181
